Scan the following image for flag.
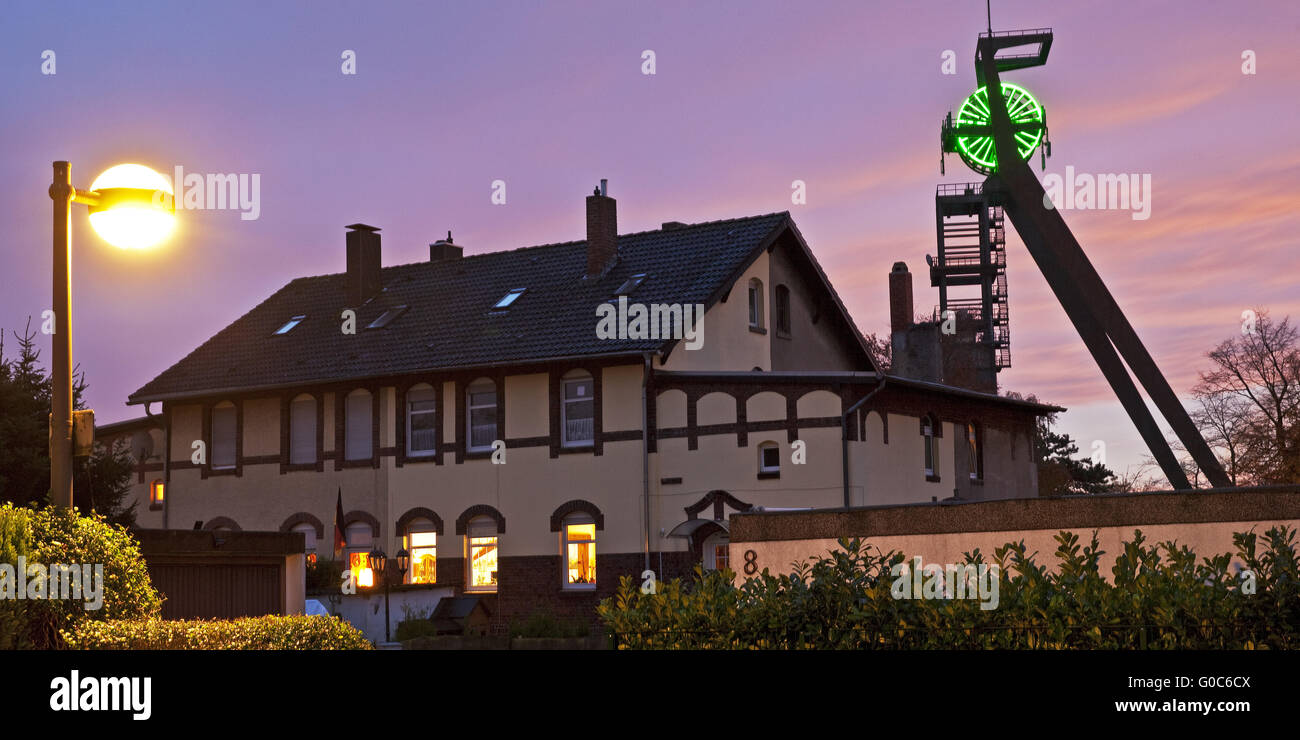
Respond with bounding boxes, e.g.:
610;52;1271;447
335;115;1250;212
333;487;346;559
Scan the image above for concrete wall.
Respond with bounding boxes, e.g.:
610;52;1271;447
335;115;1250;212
729;487;1300;579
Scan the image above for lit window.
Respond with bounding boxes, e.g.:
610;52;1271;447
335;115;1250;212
466;517;498;591
404;524;437;584
774;285;791;335
345;523;374;587
562;374;594;447
492;288;526;309
274;315;306;335
406;385;436;456
292;523;317;565
758;441;780;475
211;402;236;469
923;416;939;479
614;273;646;296
367;305;408;330
967;422;983;481
466;379;497;452
289;394;317;464
563;517;596;588
345;390;373;460
149;479;164;507
748;278;765;329
703;533;729;572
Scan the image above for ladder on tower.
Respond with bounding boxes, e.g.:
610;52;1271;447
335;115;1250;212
930;182;1011;370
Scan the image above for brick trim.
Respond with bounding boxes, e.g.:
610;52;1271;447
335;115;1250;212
279;512;325;539
202;516;242;532
456;504;506;535
685;489;754;521
549;500;605;532
343;510;381;538
396;507;445;536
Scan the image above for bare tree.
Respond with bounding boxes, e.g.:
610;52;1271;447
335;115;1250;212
1193;310;1300;485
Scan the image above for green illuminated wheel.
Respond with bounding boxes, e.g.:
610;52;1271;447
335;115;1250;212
953;82;1044;175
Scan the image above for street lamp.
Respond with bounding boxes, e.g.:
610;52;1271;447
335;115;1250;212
367;546;409;642
48;161;176;509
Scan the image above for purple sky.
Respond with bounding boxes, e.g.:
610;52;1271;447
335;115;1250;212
2;0;1298;478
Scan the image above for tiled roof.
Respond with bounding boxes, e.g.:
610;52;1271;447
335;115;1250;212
129;212;806;403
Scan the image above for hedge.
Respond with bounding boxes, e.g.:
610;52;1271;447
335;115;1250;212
63;614;373;650
599;526;1300;649
1;503;162;649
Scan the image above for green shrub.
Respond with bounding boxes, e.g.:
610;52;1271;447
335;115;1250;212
395;617;441;641
509;610;590;638
305;557;344;595
63;614;373;650
0;503;162;649
599;526;1300;650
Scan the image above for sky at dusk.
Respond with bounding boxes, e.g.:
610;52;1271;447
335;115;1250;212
1;0;1297;480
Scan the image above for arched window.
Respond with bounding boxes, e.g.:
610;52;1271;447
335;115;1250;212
922;414;940;480
465;516;499;591
466;378;497;452
403;517;437;584
748;278;765;329
757;441;780;477
344;389;373;461
703;532;730;571
211;401;237;469
966;422;984;482
345;521;374;587
291;522;318;565
561;371;595;447
406;384;437;457
149;479;164;508
774;284;791;335
289;393;317;465
561;513;596;589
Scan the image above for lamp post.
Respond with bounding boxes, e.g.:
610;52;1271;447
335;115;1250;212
368;546;409;642
47;161;176;508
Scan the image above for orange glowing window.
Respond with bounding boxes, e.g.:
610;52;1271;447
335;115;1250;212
563;519;596;588
466;517;498;591
406;529;437;584
149;479;164;505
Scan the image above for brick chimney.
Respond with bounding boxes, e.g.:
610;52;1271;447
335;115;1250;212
429;231;463;261
585;179;617;278
889;261;913;334
345;223;382;305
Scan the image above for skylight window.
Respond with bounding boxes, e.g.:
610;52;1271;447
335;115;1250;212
274;315;306;335
493;288;527;310
614;273;647;296
367;305;408;330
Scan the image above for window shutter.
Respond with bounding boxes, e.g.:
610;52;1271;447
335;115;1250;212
290;397;317;464
346;392;373;460
211;405;236;467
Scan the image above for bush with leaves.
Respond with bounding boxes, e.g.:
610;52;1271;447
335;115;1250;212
599;526;1300;649
0;503;162;649
64;614;372;650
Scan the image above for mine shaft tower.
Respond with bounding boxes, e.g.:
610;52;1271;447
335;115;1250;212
935;26;1229;490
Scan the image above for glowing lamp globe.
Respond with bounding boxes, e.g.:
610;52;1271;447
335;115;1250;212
87;164;176;249
951;82;1046;175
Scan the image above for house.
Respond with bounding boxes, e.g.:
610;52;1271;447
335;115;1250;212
108;182;1057;628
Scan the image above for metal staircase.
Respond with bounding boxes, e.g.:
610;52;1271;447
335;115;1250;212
930;182;1011;369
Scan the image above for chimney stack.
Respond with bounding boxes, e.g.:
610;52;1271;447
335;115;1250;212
585;179;617;278
889;261;913;334
345;223;382;306
429;231;463;261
